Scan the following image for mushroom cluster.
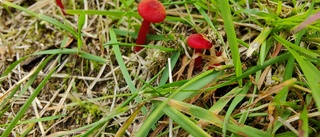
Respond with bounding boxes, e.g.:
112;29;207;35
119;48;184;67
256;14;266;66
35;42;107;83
134;0;167;52
54;0;220;70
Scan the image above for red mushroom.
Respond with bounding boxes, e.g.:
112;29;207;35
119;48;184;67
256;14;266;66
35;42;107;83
134;0;166;52
187;33;212;70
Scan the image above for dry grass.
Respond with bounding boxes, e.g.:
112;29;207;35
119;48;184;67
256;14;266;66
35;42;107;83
1;0;320;137
0;0;148;136
0;0;191;136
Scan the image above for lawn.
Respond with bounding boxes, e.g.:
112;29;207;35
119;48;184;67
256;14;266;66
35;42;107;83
1;0;320;136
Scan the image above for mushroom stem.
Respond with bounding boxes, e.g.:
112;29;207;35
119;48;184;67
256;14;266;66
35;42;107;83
56;0;67;15
134;0;166;53
194;49;203;69
134;20;151;52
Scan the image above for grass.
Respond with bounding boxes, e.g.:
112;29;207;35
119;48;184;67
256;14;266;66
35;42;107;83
0;0;320;136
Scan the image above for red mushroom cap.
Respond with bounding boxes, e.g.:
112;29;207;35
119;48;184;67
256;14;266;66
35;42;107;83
138;0;166;23
187;34;212;49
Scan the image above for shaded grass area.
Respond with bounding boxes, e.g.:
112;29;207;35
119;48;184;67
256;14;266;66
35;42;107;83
0;0;320;136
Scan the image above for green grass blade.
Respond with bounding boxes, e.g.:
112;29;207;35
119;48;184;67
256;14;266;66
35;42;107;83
208;87;242;113
223;82;251;136
0;70;38;117
1;56;57;137
78;51;106;63
35;48;79;54
194;2;226;47
77;11;86;50
246;27;273;57
159;52;180;86
109;28;138;98
65;10;136;17
218;0;242;86
109;28;147;114
134;70;223;136
104;42;177;52
55;106;129;137
0;56;29;78
239;9;279;20
112;29;175;41
115;104;144;137
156;102;211;137
273;35;319;59
0;115;64;127
2;1;77;38
273;34;320;111
0;55;54;117
267;87;291;135
299;106;308;137
35;48;106;63
165;98;271;137
275;132;298;137
206;52;291;91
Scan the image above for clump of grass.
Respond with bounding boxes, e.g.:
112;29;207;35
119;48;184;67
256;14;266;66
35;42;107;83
0;0;320;137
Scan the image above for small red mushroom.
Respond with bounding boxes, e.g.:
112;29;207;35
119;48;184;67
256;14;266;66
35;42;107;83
187;33;212;70
134;0;166;52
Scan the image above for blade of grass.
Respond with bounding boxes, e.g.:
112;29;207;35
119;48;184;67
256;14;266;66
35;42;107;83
134;70;223;136
0;56;53;119
217;0;243;86
273;34;320;111
230;82;254;137
194;2;226;48
104;42;177;52
231;39;271;136
0;55;30;80
112;29;175;41
246;27;273;57
77;11;86;51
118;67;167;109
273;36;319;59
163;98;270;137
66;9;186;23
144;70;222;136
208;87;242;113
78;51;106;63
47;105;129;137
205;52;291;91
293;11;320;33
196;86;243;135
0;70;36;117
299;106;308;137
35;48;106;63
223;82;251;136
238;8;279;21
159;52;180;86
271;33;294;134
1;56;57;137
115;103;144;137
65;10;136;17
160;102;211;137
275;132;298;137
0;115;64;127
2;1;77;38
109;28;147;113
267;87;292;135
272;2;317;134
